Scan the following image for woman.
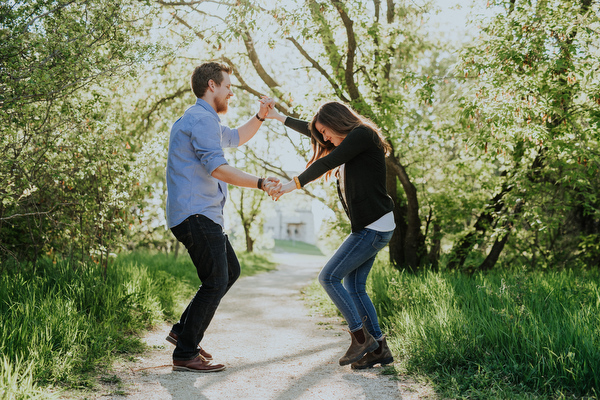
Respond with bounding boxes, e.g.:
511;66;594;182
266;102;395;369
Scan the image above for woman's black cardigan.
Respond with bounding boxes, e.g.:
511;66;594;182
285;117;394;233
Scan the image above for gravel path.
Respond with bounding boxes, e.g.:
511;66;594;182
101;253;435;400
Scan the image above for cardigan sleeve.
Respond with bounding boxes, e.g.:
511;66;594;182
298;127;372;186
284;117;311;139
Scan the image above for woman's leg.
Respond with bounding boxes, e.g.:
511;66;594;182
318;229;392;332
343;229;393;339
343;255;382;340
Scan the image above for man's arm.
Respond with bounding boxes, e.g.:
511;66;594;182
211;164;281;194
237;97;273;145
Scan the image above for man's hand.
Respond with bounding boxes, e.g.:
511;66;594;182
271;180;296;201
262;176;282;197
258;96;274;120
260;98;287;123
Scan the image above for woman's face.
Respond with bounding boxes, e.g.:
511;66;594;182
315;121;344;147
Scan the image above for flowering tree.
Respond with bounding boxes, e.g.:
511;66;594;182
151;0;444;270
0;0;157;267
451;0;600;269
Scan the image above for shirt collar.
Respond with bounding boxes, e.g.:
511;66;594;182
195;98;221;122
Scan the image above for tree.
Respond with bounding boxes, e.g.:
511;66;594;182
153;0;442;271
451;0;600;270
0;0;157;267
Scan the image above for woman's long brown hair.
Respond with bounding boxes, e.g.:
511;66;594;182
306;102;390;180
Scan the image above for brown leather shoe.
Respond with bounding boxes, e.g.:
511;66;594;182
172;355;225;373
339;326;378;366
351;336;394;369
166;331;213;360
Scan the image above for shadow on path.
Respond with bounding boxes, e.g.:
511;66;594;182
113;252;432;400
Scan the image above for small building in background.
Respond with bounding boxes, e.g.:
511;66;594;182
263;198;316;245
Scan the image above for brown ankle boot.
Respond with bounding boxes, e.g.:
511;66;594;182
351;336;394;369
339;326;378;366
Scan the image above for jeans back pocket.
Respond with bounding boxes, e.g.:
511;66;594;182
370;230;393;251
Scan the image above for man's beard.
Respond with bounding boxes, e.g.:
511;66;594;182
215;97;229;114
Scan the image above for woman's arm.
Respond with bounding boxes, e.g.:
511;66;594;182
264;106;311;138
272;127;373;200
298;127;371;186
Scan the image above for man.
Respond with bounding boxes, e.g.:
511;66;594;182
165;62;279;372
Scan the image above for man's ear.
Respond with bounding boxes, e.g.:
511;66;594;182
207;79;215;92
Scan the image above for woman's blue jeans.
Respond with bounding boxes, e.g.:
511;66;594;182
318;228;393;339
170;214;240;361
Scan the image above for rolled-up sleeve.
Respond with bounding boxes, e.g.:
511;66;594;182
221;125;240;148
190;116;229;174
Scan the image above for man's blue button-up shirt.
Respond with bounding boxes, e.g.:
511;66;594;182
166;98;239;229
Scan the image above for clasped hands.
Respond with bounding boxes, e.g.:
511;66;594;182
262;178;296;201
258;97;300;201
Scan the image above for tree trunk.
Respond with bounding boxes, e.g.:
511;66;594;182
243;222;254;253
478;233;510;272
386;165;406;267
427;222;441;271
174;239;180;259
447;187;509;270
385;152;427;271
477;200;524;272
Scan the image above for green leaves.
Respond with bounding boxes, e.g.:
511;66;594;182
455;0;600;268
0;0;156;263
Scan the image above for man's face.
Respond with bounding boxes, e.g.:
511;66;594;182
214;72;233;114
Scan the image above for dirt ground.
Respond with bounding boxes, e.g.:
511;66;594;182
94;253;436;400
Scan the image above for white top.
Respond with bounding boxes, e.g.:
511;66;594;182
365;211;396;232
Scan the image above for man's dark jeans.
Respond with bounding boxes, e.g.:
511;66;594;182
170;214;240;361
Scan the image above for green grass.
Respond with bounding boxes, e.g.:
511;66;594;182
236;252;278;276
0;356;61;400
0;250;275;398
304;257;600;399
365;262;600;399
273;239;324;255
302;279;340;319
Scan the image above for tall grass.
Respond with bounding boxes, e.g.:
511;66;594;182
0;356;60;400
0;250;275;397
367;262;600;399
1;260;153;387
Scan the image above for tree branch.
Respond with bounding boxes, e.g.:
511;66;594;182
20;0;80;34
386;0;395;23
373;0;381;22
0;203;77;221
286;37;351;103
170;12;207;41
224;57;300;119
307;0;344;81
157;0;234;7
167;12;298;118
143;86;189;123
239;24;280;90
330;0;360;101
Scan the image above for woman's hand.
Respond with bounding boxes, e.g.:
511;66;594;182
259;98;286;123
257;96;274;120
272;180;296;201
262;177;282;196
264;104;281;119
